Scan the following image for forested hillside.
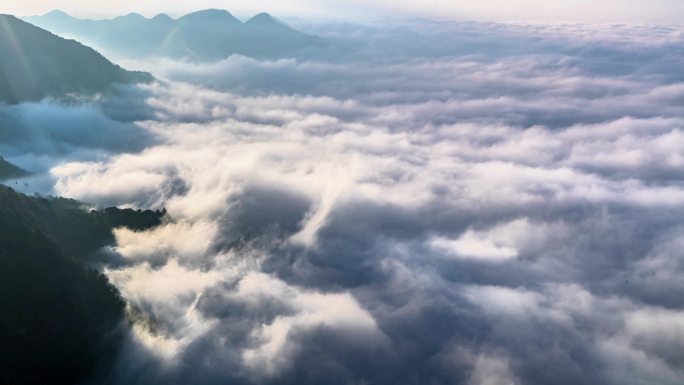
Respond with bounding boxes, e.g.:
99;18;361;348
0;186;164;384
0;15;151;103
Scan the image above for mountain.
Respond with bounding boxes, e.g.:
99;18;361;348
25;9;326;61
0;157;28;181
0;14;151;103
0;185;164;384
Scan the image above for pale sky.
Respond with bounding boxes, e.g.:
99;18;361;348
1;0;683;23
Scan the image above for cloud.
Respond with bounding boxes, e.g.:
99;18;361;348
0;97;154;156
467;352;520;385
236;272;380;376
7;18;684;385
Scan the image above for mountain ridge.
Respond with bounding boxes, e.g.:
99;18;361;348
0;157;29;181
0;185;165;384
0;14;152;103
32;9;289;25
24;9;326;61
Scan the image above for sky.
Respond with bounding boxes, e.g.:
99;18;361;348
2;0;684;23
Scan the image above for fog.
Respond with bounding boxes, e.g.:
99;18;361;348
5;19;684;384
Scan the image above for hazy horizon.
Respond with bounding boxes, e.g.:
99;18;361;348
2;0;684;24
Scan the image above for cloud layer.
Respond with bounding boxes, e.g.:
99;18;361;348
7;19;684;385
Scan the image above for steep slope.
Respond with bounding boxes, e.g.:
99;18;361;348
25;9;326;61
242;12;325;58
0;157;28;181
0;186;164;384
0;186;164;261
0;15;151;103
165;9;245;60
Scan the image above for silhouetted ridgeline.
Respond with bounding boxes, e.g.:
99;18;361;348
25;9;326;61
0;14;152;103
0;185;164;384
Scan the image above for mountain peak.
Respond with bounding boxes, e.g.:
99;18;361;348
246;12;282;26
42;10;73;20
151;13;173;22
115;12;146;22
180;9;240;24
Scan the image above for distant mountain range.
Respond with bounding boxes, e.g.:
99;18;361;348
0;14;151;103
25;9;326;61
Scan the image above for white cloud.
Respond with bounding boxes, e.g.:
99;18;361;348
11;18;684;385
237;272;380;375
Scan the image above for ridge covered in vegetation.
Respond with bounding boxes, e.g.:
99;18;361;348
0;157;28;181
0;15;152;103
0;185;164;384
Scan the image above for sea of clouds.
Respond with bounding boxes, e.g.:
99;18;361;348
3;19;684;385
